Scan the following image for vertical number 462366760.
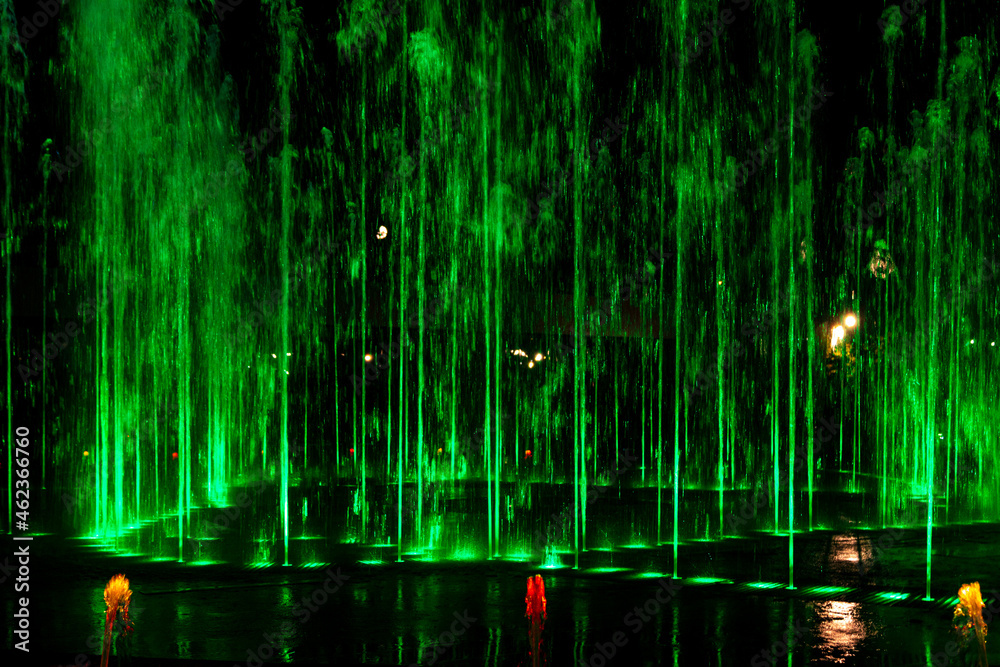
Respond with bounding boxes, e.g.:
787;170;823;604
14;426;31;529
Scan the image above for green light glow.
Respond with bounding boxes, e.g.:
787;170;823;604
585;567;631;574
803;586;852;596
875;592;910;602
6;0;994;593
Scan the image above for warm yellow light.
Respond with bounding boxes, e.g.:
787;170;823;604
953;581;988;666
286;352;291;356
528;361;535;368
364;354;373;362
831;325;846;348
377;225;388;239
534;353;543;361
844;314;857;328
272;353;277;358
102;574;133;667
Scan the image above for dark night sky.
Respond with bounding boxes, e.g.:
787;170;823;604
5;0;995;347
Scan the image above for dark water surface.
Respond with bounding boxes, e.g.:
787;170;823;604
5;530;998;666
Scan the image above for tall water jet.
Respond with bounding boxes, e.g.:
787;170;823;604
2;0;28;534
59;0;249;558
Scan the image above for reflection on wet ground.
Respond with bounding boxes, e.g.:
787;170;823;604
6;527;1000;666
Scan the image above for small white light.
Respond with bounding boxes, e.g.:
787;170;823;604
528;361;534;368
971;339;975;345
365;354;373;362
534;353;543;361
287;352;291;356
831;325;846;347
272;353;277;358
377;225;388;239
844;314;857;328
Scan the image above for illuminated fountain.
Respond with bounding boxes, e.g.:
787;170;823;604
101;573;133;667
954;582;989;667
1;0;997;610
525;574;547;667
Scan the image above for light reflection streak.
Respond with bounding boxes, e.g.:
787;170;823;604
812;600;864;663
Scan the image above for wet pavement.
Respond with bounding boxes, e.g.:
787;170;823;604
5;526;1000;666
